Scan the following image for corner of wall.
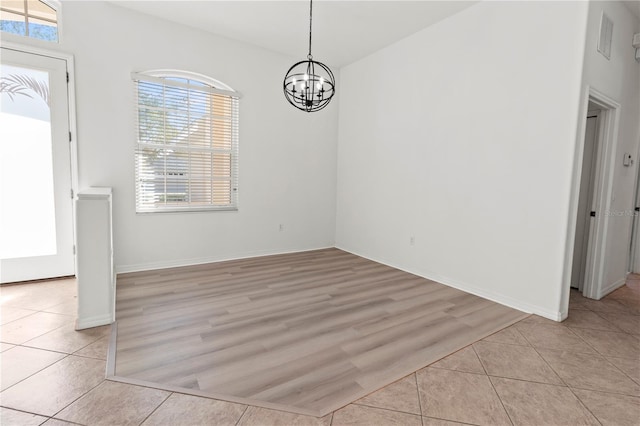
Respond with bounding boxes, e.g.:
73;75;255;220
558;0;592;320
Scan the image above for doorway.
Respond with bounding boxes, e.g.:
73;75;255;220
571;106;601;292
0;47;75;283
565;88;621;307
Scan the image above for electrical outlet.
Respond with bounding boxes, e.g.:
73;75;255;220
410;236;415;246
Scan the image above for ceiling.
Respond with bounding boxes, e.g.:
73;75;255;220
109;1;477;68
623;1;640;19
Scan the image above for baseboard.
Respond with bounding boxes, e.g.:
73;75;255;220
335;244;563;322
116;245;334;274
597;277;626;299
76;314;114;330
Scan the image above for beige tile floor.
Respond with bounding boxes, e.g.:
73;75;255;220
1;276;639;426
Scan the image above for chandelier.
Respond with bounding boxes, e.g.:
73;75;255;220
283;0;335;112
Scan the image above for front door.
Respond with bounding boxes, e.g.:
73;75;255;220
0;47;74;283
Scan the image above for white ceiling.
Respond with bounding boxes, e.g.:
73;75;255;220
109;1;477;67
623;1;640;19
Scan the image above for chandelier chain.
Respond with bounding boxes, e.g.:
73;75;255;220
308;0;313;58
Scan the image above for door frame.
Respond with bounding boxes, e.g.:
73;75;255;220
629;138;640;274
562;86;620;316
2;41;79;276
574;109;600;293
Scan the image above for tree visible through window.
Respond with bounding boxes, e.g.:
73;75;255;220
0;0;58;42
133;71;240;212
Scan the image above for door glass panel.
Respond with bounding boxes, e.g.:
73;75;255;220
0;63;56;259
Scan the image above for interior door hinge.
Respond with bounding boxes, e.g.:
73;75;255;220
69;131;72;142
73;245;76;255
71;189;74;199
66;72;69;83
590;211;596;217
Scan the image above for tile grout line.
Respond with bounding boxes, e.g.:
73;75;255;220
414;369;427;425
506;320;640;398
43;416;85;425
413;373;424;426
527;349;569;388
351;401;421;418
15;343;71;355
0;309;39;326
525;314;605;425
19;335;108;359
71;330;111;357
582;311;640;387
6;316;76;349
426;364;491;376
469;344;488;376
514;321;571;386
0;404;53;425
415;363;485;426
564;383;605;425
562;382;640;398
476;340;529;348
480;322;531;348
482;372;572;388
475;328;517;426
136;391;173;426
562;317;622;360
485;375;516;426
50;377;107;423
422;416;481;426
1;344;108;394
68;352;108;362
0;353;71;395
234;404;249;426
588;309;626;333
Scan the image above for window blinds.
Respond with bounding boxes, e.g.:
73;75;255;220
133;73;239;212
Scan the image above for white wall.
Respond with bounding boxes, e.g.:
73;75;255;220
39;1;339;271
576;3;639;286
335;1;589;320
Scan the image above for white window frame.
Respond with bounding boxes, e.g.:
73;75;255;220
132;70;241;213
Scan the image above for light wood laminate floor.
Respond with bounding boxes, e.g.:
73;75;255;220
112;248;527;416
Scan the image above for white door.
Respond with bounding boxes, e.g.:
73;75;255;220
0;47;74;283
631;161;640;273
571;114;599;290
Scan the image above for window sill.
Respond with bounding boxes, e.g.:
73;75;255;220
136;206;238;215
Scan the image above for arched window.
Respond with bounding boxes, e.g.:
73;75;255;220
132;70;241;213
0;0;59;42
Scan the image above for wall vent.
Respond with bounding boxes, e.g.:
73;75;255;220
598;12;613;60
